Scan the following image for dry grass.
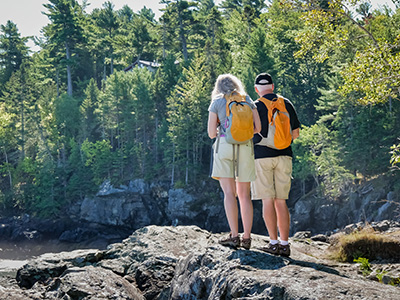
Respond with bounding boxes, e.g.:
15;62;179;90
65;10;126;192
329;227;400;262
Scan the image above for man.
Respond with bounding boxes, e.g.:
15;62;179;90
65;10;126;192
251;73;300;257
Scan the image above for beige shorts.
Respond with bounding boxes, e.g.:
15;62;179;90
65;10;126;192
211;137;256;182
251;156;292;200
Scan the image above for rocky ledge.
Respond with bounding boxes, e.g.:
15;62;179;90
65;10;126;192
1;225;400;299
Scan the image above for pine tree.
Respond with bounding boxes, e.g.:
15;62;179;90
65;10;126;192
0;21;29;92
96;1;119;75
43;0;85;96
167;54;210;185
115;12;154;65
80;78;100;142
160;0;198;60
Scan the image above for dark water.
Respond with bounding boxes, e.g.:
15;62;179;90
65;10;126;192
0;239;110;288
0;239;109;261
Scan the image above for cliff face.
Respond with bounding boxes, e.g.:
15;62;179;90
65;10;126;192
2;225;400;299
74;178;399;236
0;178;398;261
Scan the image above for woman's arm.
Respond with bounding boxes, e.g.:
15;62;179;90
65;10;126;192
208;111;218;139
252;108;261;134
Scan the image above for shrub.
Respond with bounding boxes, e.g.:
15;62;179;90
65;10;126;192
329;227;400;262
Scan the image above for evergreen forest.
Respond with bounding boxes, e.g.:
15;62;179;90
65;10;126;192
0;0;399;217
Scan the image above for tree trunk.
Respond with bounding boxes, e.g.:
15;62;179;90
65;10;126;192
171;142;175;186
20;90;25;160
35;116;53;160
162;21;166;59
61;144;67;200
143;116;146;177
192;140;196;182
178;14;188;60
185;138;189;184
56;68;60;98
155;114;159;164
103;58;107;82
65;42;73;96
3;147;12;188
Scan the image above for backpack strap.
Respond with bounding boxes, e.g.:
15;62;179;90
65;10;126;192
258;96;288;125
215;116;222;153
225;91;246;116
232;144;239;178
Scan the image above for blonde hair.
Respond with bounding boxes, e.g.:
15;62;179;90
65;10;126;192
211;74;246;101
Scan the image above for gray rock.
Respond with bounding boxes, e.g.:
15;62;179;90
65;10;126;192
372;220;391;232
67;178;400;237
167;189;198;220
376;201;398;221
293;231;311;239
291;198;315;232
96;180;126;196
80;194;153;227
294;199;314;216
41;266;145;300
387;191;398;202
315;203;337;231
11;225;400;299
129;179;150;194
349;192;362;210
311;234;328;243
16;249;102;289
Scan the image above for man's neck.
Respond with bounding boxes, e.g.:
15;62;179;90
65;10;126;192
259;91;274;98
258;89;273;95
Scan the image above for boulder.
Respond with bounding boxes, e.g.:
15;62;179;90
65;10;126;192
9;225;400;299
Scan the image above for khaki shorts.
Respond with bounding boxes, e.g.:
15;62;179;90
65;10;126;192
251;156;292;200
211;137;256;182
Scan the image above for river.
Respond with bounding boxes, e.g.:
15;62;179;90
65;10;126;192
0;239;107;289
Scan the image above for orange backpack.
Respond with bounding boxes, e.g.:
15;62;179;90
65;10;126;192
223;91;254;144
256;96;292;150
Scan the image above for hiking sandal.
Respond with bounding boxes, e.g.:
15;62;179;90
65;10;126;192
260;242;279;255
218;233;240;248
278;244;291;257
241;237;251;250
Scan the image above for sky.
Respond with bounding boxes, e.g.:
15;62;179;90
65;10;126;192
0;0;396;52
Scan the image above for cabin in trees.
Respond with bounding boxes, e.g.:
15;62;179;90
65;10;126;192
124;60;161;73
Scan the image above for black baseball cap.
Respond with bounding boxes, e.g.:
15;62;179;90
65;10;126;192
255;73;273;85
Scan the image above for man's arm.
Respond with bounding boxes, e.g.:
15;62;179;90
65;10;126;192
253;108;261;133
292;128;299;140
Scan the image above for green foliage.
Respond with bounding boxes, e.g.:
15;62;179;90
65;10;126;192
375;269;388;283
0;21;29;89
0;0;399;216
291;0;400;105
354;257;372;276
80;79;100;142
167;54;210;185
293;123;354;198
339;45;400;105
81;139;113;185
55;94;81;140
390;143;400;168
330;227;400;262
334;101;398;176
43;0;86;95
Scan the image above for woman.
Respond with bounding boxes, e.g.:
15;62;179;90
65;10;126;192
208;74;261;249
